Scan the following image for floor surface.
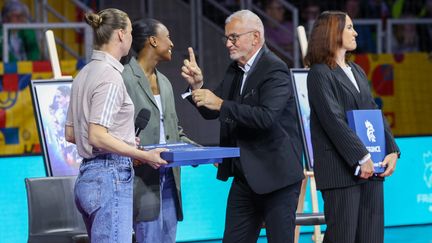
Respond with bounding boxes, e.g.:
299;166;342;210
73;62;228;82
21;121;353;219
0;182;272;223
185;224;432;243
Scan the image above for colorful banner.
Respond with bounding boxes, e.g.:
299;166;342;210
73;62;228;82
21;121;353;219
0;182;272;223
353;53;432;136
0;60;84;156
1;53;432;156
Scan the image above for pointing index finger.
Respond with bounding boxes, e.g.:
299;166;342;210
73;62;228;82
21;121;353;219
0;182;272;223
188;47;196;64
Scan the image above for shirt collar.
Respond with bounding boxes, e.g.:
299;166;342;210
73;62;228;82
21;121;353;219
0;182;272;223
238;46;263;73
91;50;124;73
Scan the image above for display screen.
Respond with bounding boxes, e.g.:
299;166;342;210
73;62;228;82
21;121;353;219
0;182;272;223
290;69;314;170
30;79;81;176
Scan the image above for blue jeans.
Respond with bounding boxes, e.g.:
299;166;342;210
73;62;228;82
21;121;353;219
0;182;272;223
75;153;134;243
134;167;178;243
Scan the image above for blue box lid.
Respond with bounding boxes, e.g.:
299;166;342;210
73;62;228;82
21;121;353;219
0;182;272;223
141;143;240;167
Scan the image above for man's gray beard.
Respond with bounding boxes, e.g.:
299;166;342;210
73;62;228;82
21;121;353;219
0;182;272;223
229;53;240;61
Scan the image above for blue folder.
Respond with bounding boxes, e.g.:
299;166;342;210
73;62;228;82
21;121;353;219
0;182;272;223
141;143;240;167
347;109;386;174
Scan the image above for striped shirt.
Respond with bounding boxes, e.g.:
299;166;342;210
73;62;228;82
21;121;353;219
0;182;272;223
66;50;135;158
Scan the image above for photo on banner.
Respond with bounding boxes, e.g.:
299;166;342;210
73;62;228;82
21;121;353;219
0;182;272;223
290;68;314;170
30;79;81;176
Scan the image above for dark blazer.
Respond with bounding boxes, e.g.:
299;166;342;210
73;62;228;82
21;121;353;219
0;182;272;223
192;47;304;194
307;62;399;190
122;57;195;222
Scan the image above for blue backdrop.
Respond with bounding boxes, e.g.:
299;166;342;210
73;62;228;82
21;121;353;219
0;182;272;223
1;136;432;243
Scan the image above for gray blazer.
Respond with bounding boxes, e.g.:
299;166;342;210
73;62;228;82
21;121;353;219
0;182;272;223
122;57;195;222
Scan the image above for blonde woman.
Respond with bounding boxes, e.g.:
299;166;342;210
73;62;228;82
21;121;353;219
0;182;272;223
65;9;167;242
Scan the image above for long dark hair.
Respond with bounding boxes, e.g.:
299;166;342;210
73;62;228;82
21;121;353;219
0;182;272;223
304;11;346;69
121;18;162;64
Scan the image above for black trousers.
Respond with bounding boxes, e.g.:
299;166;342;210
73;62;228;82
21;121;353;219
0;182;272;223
321;180;384;243
223;177;301;243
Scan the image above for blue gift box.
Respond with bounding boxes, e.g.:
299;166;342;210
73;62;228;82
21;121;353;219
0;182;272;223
141;143;240;167
347;109;386;174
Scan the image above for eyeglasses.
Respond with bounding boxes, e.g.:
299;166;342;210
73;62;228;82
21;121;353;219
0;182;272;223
221;30;256;45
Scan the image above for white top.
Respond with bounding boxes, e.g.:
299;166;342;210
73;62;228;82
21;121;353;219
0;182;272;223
238;46;262;94
154;94;166;144
341;66;371;166
341;66;360;92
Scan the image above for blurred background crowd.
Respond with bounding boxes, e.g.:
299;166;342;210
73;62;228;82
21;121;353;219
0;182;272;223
1;0;431;151
1;0;431;64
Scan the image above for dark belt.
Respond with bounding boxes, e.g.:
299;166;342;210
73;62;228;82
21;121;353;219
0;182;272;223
82;154;110;163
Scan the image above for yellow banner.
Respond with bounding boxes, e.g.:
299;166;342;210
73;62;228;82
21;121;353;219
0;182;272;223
353;53;432;136
0;60;82;156
1;54;432;156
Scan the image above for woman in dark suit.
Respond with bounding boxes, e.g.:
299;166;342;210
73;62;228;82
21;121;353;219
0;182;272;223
121;18;196;243
305;11;400;243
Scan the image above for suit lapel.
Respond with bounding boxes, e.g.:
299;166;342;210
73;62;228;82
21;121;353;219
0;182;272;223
349;63;375;108
130;58;158;108
349;63;369;95
240;47;267;99
224;63;240;99
333;65;361;107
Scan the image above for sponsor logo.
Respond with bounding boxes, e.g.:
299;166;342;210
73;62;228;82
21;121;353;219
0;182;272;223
365;120;376;143
423;151;432;189
417;151;432;212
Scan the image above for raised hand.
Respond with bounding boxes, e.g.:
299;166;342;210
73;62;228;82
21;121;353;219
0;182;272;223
181;47;203;89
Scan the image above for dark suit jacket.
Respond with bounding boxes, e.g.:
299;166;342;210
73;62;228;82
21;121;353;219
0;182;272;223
192;47;304;194
307;62;400;190
122;57;195;222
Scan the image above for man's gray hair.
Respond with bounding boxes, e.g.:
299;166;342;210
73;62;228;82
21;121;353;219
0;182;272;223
225;10;265;45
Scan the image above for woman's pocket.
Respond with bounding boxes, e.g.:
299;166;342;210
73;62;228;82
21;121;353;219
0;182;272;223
113;165;133;183
74;174;102;215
